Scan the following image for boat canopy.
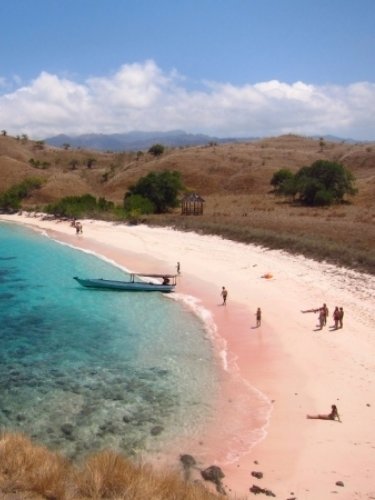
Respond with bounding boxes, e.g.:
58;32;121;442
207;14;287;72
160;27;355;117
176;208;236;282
131;273;177;284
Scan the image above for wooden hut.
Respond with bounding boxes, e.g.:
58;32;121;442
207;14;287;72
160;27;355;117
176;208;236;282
181;193;205;215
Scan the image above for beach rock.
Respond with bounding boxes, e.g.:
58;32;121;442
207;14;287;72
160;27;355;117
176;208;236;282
249;484;276;496
201;465;226;495
251;471;264;479
180;454;197;467
180;454;197;481
336;480;344;487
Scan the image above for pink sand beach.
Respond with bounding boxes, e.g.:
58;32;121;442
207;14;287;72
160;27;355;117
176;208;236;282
1;213;375;499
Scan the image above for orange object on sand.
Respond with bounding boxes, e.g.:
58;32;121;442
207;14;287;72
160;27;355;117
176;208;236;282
262;273;273;279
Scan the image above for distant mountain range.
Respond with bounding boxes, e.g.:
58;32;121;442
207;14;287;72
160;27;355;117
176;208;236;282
44;130;250;152
44;130;363;152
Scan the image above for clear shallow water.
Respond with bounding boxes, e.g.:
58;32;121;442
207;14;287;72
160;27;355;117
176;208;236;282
0;222;218;460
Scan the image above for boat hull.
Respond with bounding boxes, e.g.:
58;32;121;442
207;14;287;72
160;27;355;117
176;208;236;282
73;277;175;292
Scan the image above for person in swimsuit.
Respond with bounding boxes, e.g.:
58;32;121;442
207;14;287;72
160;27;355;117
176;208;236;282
256;307;262;327
221;286;228;305
333;307;340;329
307;404;341;422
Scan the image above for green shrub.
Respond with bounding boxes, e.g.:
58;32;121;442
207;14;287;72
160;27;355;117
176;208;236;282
123;194;155;214
46;194;111;218
0;178;43;210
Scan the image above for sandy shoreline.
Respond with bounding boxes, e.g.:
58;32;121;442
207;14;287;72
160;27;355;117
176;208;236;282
1;213;375;499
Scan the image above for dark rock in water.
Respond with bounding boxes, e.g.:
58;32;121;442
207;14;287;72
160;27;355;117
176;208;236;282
150;425;164;436
98;422;117;435
16;414;26;422
110;392;124;401
201;465;226;495
61;423;74;436
122;415;131;423
251;471;264;479
336;480;344;487
249;484;276;496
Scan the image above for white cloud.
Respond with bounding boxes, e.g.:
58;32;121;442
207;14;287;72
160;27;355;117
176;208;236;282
0;61;374;140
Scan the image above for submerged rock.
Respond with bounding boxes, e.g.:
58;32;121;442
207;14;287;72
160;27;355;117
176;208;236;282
150;425;164;436
61;423;74;436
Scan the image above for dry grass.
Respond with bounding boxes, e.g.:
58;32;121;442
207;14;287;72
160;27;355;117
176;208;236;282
0;433;225;500
0;432;71;499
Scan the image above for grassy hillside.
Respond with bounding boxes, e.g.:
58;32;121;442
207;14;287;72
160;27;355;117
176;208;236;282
1;133;374;272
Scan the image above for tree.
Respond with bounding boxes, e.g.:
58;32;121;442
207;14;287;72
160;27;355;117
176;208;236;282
86;158;96;169
270;168;294;193
125;170;183;213
273;160;357;206
148;144;165;157
294;160;357;205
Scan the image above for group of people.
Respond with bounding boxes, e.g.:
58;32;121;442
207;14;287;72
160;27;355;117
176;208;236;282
303;303;344;330
218;287;343;423
71;218;83;234
332;306;344;330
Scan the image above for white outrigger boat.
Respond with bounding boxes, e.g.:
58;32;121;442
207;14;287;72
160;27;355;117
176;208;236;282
73;273;177;293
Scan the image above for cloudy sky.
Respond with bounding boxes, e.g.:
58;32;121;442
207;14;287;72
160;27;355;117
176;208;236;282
1;0;374;140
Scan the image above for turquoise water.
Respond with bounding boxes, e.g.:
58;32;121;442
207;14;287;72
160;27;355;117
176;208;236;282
0;222;218;460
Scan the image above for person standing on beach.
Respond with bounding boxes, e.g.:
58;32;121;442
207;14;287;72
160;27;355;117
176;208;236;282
318;308;325;330
221;286;228;306
333;306;340;329
256;307;262;327
75;221;83;234
322;303;329;325
176;261;181;274
338;307;344;328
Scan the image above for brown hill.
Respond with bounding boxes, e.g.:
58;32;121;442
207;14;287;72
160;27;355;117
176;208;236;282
1;133;374;272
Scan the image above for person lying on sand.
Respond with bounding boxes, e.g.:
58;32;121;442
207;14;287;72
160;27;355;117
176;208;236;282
306;404;341;422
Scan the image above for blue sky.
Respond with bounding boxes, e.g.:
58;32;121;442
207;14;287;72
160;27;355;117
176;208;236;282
1;0;374;140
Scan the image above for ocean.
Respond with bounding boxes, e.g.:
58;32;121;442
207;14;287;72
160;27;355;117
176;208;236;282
0;222;219;460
